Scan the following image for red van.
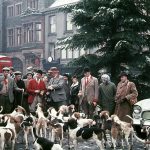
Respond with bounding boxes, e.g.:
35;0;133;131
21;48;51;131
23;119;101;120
0;55;13;73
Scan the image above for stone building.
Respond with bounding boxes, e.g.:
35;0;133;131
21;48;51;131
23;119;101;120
44;0;86;67
0;0;54;73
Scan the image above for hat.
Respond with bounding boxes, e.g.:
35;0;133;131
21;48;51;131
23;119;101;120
63;73;69;78
9;66;14;71
119;71;128;78
83;67;90;73
14;71;22;76
36;69;43;75
26;72;33;76
2;67;10;71
27;66;33;71
49;67;59;73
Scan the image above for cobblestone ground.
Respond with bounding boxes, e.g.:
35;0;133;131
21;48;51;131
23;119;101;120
6;131;145;150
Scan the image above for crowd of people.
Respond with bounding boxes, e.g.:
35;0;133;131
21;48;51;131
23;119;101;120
0;66;138;123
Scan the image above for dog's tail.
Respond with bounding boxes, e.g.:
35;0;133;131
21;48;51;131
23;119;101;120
33;127;38;139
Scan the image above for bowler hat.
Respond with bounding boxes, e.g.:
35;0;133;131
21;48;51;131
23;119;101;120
83;67;90;73
36;69;43;75
119;71;128;78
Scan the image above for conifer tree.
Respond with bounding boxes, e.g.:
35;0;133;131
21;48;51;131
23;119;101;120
59;0;150;99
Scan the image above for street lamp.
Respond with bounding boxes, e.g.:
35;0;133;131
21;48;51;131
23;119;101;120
47;56;53;63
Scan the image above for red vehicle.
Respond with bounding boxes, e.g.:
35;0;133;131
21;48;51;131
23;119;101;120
0;55;13;73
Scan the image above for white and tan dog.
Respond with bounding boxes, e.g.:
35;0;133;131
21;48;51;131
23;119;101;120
111;114;133;149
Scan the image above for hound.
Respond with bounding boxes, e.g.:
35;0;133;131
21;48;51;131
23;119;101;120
64;117;106;150
111;114;133;149
33;127;63;150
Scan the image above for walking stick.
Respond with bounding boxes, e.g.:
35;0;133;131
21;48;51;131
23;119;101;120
21;89;24;106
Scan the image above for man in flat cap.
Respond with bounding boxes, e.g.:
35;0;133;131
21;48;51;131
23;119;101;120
47;67;67;110
115;71;138;123
9;66;15;78
14;71;26;108
27;69;46;112
78;67;99;118
0;67;24;113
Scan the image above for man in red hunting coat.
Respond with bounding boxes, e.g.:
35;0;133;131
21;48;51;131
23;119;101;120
27;70;46;112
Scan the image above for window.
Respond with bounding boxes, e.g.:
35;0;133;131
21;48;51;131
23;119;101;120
67;49;73;59
49;43;55;60
16;27;21;46
8;29;14;46
15;3;22;15
35;23;42;42
80;48;85;56
23;23;33;43
66;13;73;31
61;49;67;59
27;0;38;9
73;50;79;58
7;6;14;17
49;16;56;33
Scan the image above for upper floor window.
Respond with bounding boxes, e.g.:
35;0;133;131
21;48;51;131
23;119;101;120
49;16;56;33
7;6;14;17
23;23;33;43
66;13;73;31
8;29;14;47
15;3;22;15
27;0;38;9
35;23;42;42
16;27;22;46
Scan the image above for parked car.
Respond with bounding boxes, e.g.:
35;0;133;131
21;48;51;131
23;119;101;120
133;98;150;139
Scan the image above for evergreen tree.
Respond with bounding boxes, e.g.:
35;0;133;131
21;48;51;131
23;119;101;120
59;0;150;99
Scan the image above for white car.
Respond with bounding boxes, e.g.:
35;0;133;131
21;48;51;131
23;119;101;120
133;98;150;126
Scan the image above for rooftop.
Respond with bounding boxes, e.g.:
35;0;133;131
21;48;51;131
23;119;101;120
49;0;80;9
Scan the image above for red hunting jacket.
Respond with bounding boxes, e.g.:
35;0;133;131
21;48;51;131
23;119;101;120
27;79;46;104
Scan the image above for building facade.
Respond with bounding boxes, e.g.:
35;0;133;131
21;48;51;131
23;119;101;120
44;0;90;68
0;0;54;73
0;0;3;51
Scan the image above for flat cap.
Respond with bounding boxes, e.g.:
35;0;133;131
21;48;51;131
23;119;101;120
14;71;22;75
9;66;14;70
2;67;10;71
49;67;59;73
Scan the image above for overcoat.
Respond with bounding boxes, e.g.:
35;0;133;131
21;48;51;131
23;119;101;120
79;76;99;104
0;76;19;103
115;80;138;123
48;75;66;102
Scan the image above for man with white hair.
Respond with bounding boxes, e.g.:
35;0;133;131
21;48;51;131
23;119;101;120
99;74;116;115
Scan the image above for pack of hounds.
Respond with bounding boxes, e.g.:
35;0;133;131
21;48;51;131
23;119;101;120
0;104;148;150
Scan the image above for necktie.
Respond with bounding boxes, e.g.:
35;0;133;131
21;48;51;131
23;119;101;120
85;77;89;86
